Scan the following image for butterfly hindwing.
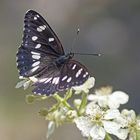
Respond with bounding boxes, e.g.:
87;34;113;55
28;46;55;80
32;60;90;95
32;64;61;95
58;60;90;90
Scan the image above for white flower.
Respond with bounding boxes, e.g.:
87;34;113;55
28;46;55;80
121;109;140;139
74;116;93;137
90;125;105;140
72;77;95;94
47;106;68;126
108;91;129;109
74;102;127;140
103;121;128;139
88;85;129;109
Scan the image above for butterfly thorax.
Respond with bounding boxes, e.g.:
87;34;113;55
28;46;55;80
55;53;74;66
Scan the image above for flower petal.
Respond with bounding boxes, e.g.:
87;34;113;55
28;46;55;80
103;121;121;133
97;96;109;108
104;109;120;120
111;91;129;104
90;125;105;140
86;103;100;116
115;116;128;128
103;121;128;139
74;116;93;137
121;109;136;120
23;80;31;90
87;94;98;101
72;77;95;94
15;79;28;88
114;128;128;140
46;121;56;139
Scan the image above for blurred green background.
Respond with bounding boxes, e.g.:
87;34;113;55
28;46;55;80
0;0;140;140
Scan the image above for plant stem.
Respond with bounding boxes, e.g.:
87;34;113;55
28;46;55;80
53;93;72;110
77;92;87;116
105;133;112;140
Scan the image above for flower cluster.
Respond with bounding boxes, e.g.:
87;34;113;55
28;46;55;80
16;76;140;140
74;85;140;140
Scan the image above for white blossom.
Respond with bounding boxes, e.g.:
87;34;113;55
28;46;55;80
88;86;129;109
74;102;127;140
72;77;95;94
121;109;140;139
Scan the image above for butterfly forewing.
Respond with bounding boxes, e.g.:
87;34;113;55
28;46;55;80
16;10;64;77
24;10;64;55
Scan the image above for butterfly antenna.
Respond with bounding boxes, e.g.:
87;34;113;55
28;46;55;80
70;28;80;53
74;52;101;56
70;28;101;57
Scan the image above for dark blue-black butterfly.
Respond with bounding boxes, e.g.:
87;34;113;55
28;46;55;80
16;10;90;96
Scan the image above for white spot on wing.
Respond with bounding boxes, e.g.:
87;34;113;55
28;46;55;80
67;77;72;83
62;75;67;81
45;77;52;83
72;64;76;70
37;93;41;95
41;25;46;30
76;68;83;78
37;28;42;32
35;44;41;49
37;25;46;32
33;14;40;20
48;38;54;42
52;77;60;85
83;72;89;78
32;61;40;67
31;66;39;72
55;77;60;84
34;16;37;20
32;55;40;60
31;51;40;55
32;36;38;41
39;78;49;83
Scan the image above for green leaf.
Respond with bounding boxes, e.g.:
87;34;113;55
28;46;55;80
46;121;55;139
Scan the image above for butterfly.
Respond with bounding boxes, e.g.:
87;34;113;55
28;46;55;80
16;10;90;96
